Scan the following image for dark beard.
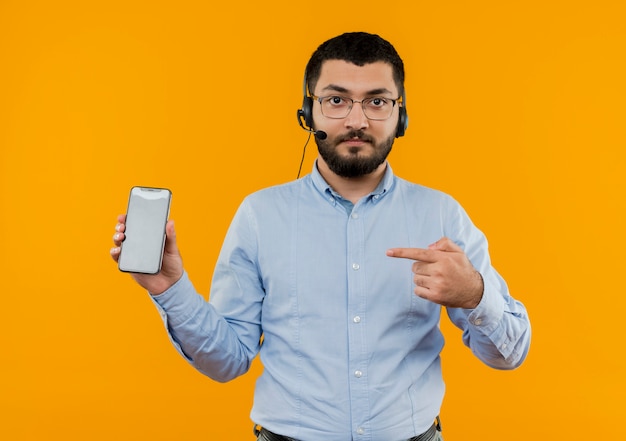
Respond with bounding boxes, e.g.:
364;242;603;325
315;130;394;178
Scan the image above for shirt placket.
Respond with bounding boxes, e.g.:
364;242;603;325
346;201;371;440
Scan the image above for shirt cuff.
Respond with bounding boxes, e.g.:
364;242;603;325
149;271;200;326
466;278;505;335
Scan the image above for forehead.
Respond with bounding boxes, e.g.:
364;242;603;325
314;59;398;96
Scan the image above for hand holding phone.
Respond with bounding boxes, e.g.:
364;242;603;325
112;187;184;294
118;186;172;274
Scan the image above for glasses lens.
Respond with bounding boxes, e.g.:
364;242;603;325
362;98;394;120
321;96;351;118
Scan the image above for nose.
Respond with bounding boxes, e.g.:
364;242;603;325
344;101;369;131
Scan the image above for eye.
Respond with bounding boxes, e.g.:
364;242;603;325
327;96;348;106
367;97;388;107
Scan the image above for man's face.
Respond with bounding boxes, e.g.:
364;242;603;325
312;60;401;178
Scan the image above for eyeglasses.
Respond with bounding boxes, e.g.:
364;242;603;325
311;94;402;120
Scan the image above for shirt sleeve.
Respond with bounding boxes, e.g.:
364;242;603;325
444;198;531;370
150;200;264;382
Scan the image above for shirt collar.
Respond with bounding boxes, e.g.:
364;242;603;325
310;160;395;206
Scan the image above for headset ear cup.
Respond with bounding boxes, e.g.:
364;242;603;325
302;96;314;128
396;106;408;138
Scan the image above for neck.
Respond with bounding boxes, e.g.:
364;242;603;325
316;157;387;204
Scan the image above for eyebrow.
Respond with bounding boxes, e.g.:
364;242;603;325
320;84;394;96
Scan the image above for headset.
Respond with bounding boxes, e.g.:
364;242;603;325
296;70;408;139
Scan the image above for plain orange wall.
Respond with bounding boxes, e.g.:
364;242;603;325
2;0;625;439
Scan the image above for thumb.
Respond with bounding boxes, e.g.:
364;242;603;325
164;220;178;253
428;236;462;252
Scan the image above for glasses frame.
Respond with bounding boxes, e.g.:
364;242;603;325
311;94;403;121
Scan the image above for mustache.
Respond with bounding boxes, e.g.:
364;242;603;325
337;130;375;143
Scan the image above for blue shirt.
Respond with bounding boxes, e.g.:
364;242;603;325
151;162;531;441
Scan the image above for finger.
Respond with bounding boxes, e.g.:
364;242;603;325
413;274;431;288
386;247;438;263
428;237;462;253
112;232;125;246
110;246;121;262
413;278;451;306
412;261;431;276
115;214;126;236
413;284;432;302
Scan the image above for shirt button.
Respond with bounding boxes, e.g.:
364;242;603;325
353;316;361;323
474;318;482;326
356;427;365;435
351;212;359;219
354;370;363;378
352;263;360;270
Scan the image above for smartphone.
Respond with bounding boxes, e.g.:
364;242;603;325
118;186;172;274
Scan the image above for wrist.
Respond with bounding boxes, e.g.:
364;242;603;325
466;271;484;309
134;271;183;296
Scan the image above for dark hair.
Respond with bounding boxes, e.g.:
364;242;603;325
304;32;405;97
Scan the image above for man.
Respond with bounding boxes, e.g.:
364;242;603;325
111;32;530;441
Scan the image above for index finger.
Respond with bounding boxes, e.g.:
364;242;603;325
386;247;438;262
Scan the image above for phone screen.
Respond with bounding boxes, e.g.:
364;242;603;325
118;186;172;274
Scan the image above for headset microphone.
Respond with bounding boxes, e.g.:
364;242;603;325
296;109;327;140
314;130;327;140
296;108;327;179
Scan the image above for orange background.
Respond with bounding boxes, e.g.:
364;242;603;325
1;0;625;439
